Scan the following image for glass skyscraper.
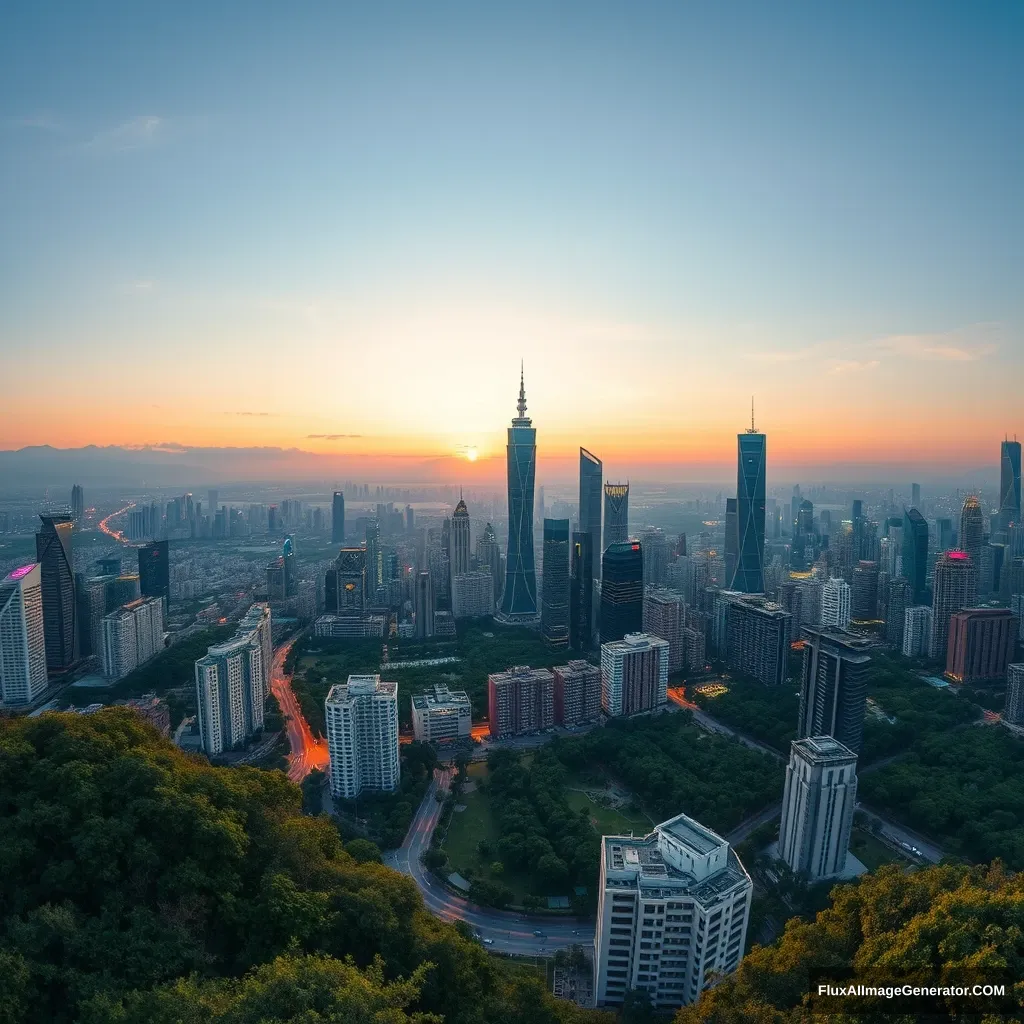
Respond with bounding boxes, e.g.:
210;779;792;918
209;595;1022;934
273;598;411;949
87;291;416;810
901;507;929;605
603;483;629;551
497;368;540;624
36;512;78;671
600;542;644;645
541;518;570;647
578;448;603;582
570;531;593;652
730;420;766;594
332;491;345;544
999;440;1021;534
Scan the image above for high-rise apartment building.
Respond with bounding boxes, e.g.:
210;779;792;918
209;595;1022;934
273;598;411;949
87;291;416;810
451;570;494;618
603;483;630;552
1005;664;1024;726
579;448;603;581
643;588;685;674
797;626;872;754
600;542;644;644
101;597;164;680
552;659;601;726
731;415;766;594
930;550;978;660
682;625;706;673
959;495;984;571
411;683;472;743
332;491;345;543
594;813;752;1011
717;593;791;687
36;512;78;672
138;540;170;608
820;577;852;628
600;633;669;717
902;605;933;658
570;531;594;652
778;737;858;880
71;484;85;524
326;675;400;800
901;507;929;605
999;440;1022;535
541;518;570;647
885;576;911;649
946;608;1017;684
487;665;555;738
496;368;539;624
414;571;434;638
0;565;48;706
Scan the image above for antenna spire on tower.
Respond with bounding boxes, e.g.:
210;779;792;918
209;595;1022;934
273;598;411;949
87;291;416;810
747;396;757;433
517;361;528;418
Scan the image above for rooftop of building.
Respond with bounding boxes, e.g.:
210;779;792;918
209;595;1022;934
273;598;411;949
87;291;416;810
411;683;471;710
719;591;790;616
488;664;555;683
553;659;601;676
2;564;37;584
800;624;876;655
792;735;858;765
601;632;669;655
326;674;397;703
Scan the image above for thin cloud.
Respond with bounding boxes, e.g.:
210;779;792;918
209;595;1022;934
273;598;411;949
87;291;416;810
83;115;164;154
307;433;363;440
828;359;880;375
229;411;273;417
872;326;1000;362
12;113;64;133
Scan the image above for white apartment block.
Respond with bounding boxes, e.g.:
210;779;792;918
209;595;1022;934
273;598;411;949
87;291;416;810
778;736;858;880
601;633;669;717
0;564;48;706
101;597;165;681
411;683;472;742
326;674;400;800
902;605;933;658
595;812;752;1011
451;571;495;619
820;577;851;628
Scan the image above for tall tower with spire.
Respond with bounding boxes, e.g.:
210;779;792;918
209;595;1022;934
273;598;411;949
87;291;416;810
729;399;767;594
496;365;540;625
451;491;471;577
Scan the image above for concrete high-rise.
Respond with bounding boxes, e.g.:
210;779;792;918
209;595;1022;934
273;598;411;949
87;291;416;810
716;593;791;687
414;571;434;638
138;540;170;608
1005;663;1024;726
195;637;266;755
600;542;644;644
71;484;84;524
496;367;539;625
903;606;933;657
885;576;911;649
0;565;48;706
487;665;555;738
778;736;858;880
552;659;601;726
851;561;879;620
102;597;164;681
36;512;78;672
579;448;603;581
594;813;752;1011
411;683;472;743
959;495;984;571
946;608;1017;684
798;626;872;754
365;521;381;593
930;551;977;660
325;675;400;800
820;577;852;628
730;411;766;594
569;531;594;652
450;495;471;577
541;518;570;647
332;491;345;544
603;483;629;552
999;440;1022;535
901;507;929;605
451;571;494;618
600;632;669;717
643;588;685;673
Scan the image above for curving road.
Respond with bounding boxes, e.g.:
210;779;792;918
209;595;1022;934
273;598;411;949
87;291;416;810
97;502;135;543
270;639;329;783
386;768;596;957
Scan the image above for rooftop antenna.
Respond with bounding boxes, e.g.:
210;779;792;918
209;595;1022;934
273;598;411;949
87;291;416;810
747;396;757;434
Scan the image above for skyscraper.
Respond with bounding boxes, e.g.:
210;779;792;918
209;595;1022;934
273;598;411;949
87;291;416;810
496;367;539;625
820;577;852;628
541;518;570;647
797;626;872;754
850;561;879;620
334;548;367;612
475;522;503;604
600;541;643;644
138;540;170;608
902;606;933;658
569;531;594;652
332;491;345;544
0;565;48;706
600;632;669;717
414;571;434;638
885;575;911;649
450;495;471;577
959;495;984;570
999;440;1021;534
731;410;766;593
643;588;685;673
195;636;266;755
70;484;84;524
579;448;603;582
724;497;739;587
929;551;977;660
901;507;929;604
325;675;400;800
911;482;921;508
36;512;77;671
603;483;629;551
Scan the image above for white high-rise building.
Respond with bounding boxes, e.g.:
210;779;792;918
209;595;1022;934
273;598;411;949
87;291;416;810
0;564;48;706
601;633;669;717
411;683;472;742
902;605;933;658
778;736;858;880
595;812;752;1011
820;577;851;628
326;674;400;799
101;597;165;680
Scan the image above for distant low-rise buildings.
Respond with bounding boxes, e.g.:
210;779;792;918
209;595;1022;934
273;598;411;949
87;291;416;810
326;674;400;800
411;683;472;743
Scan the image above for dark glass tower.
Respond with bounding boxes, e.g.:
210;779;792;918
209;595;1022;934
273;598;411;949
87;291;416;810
569;531;593;652
901;507;929;604
999;440;1021;533
578;448;603;582
331;491;345;544
36;512;78;671
730;411;766;593
724;497;738;587
541;518;570;647
71;484;84;523
497;367;540;624
138;540;170;606
600;542;643;645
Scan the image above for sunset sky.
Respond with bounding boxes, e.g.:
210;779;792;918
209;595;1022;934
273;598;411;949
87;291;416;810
2;2;1022;479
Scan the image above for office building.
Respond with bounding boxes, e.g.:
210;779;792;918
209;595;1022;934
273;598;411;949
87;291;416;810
820;577;852;628
594;813;752;1011
930;551;978;660
579;448;603;581
325;675;400;800
475;521;503;604
959;495;984;571
911;483;921;507
999;440;1022;535
0;565;48;706
600;633;669;717
71;484;84;524
901;507;929;605
1005;664;1024;726
903;606;933;658
724;497;738;588
266;558;287;601
487;665;555;738
332;491;345;543
885;576;911;649
552;659;601;726
730;413;766;594
946;608;1017;684
495;368;540;624
138;540;170;607
101;596;164;681
778;737;858;880
450;496;471;579
600;542;644;644
36;512;78;672
797;626;872;754
314;613;386;638
414;571;434;637
411;683;472;743
641;528;670;588
603;483;630;552
643;588;685;674
332;548;367;612
570;532;594;652
717;593;791;687
851;561;879;620
452;570;494;618
542;518;571;647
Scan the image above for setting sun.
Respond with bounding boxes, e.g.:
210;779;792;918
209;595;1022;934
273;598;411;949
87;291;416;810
466;446;478;462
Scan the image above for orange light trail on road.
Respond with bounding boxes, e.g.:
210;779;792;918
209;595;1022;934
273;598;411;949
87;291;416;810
98;502;135;543
270;638;330;783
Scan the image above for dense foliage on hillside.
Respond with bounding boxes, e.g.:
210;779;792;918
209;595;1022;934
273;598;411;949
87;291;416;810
675;862;1024;1022
0;711;611;1024
553;713;784;835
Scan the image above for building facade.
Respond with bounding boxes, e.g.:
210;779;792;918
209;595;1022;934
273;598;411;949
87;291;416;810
902;605;933;658
414;570;435;637
552;659;601;726
36;512;78;671
326;675;400;799
486;665;555;738
541;518;570;647
600;542;644;644
452;570;494;619
570;531;594;652
820;577;852;628
999;440;1022;535
603;483;630;552
601;633;669;717
138;540;170;607
901;507;929;605
930;550;977;660
579;447;603;581
332;491;345;543
1005;663;1024;725
450;497;471;577
797;626;872;754
411;683;472;743
946;608;1018;684
959;495;984;571
101;596;164;680
643;589;685;674
884;575;911;649
730;422;766;594
718;593;791;687
0;564;48;706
